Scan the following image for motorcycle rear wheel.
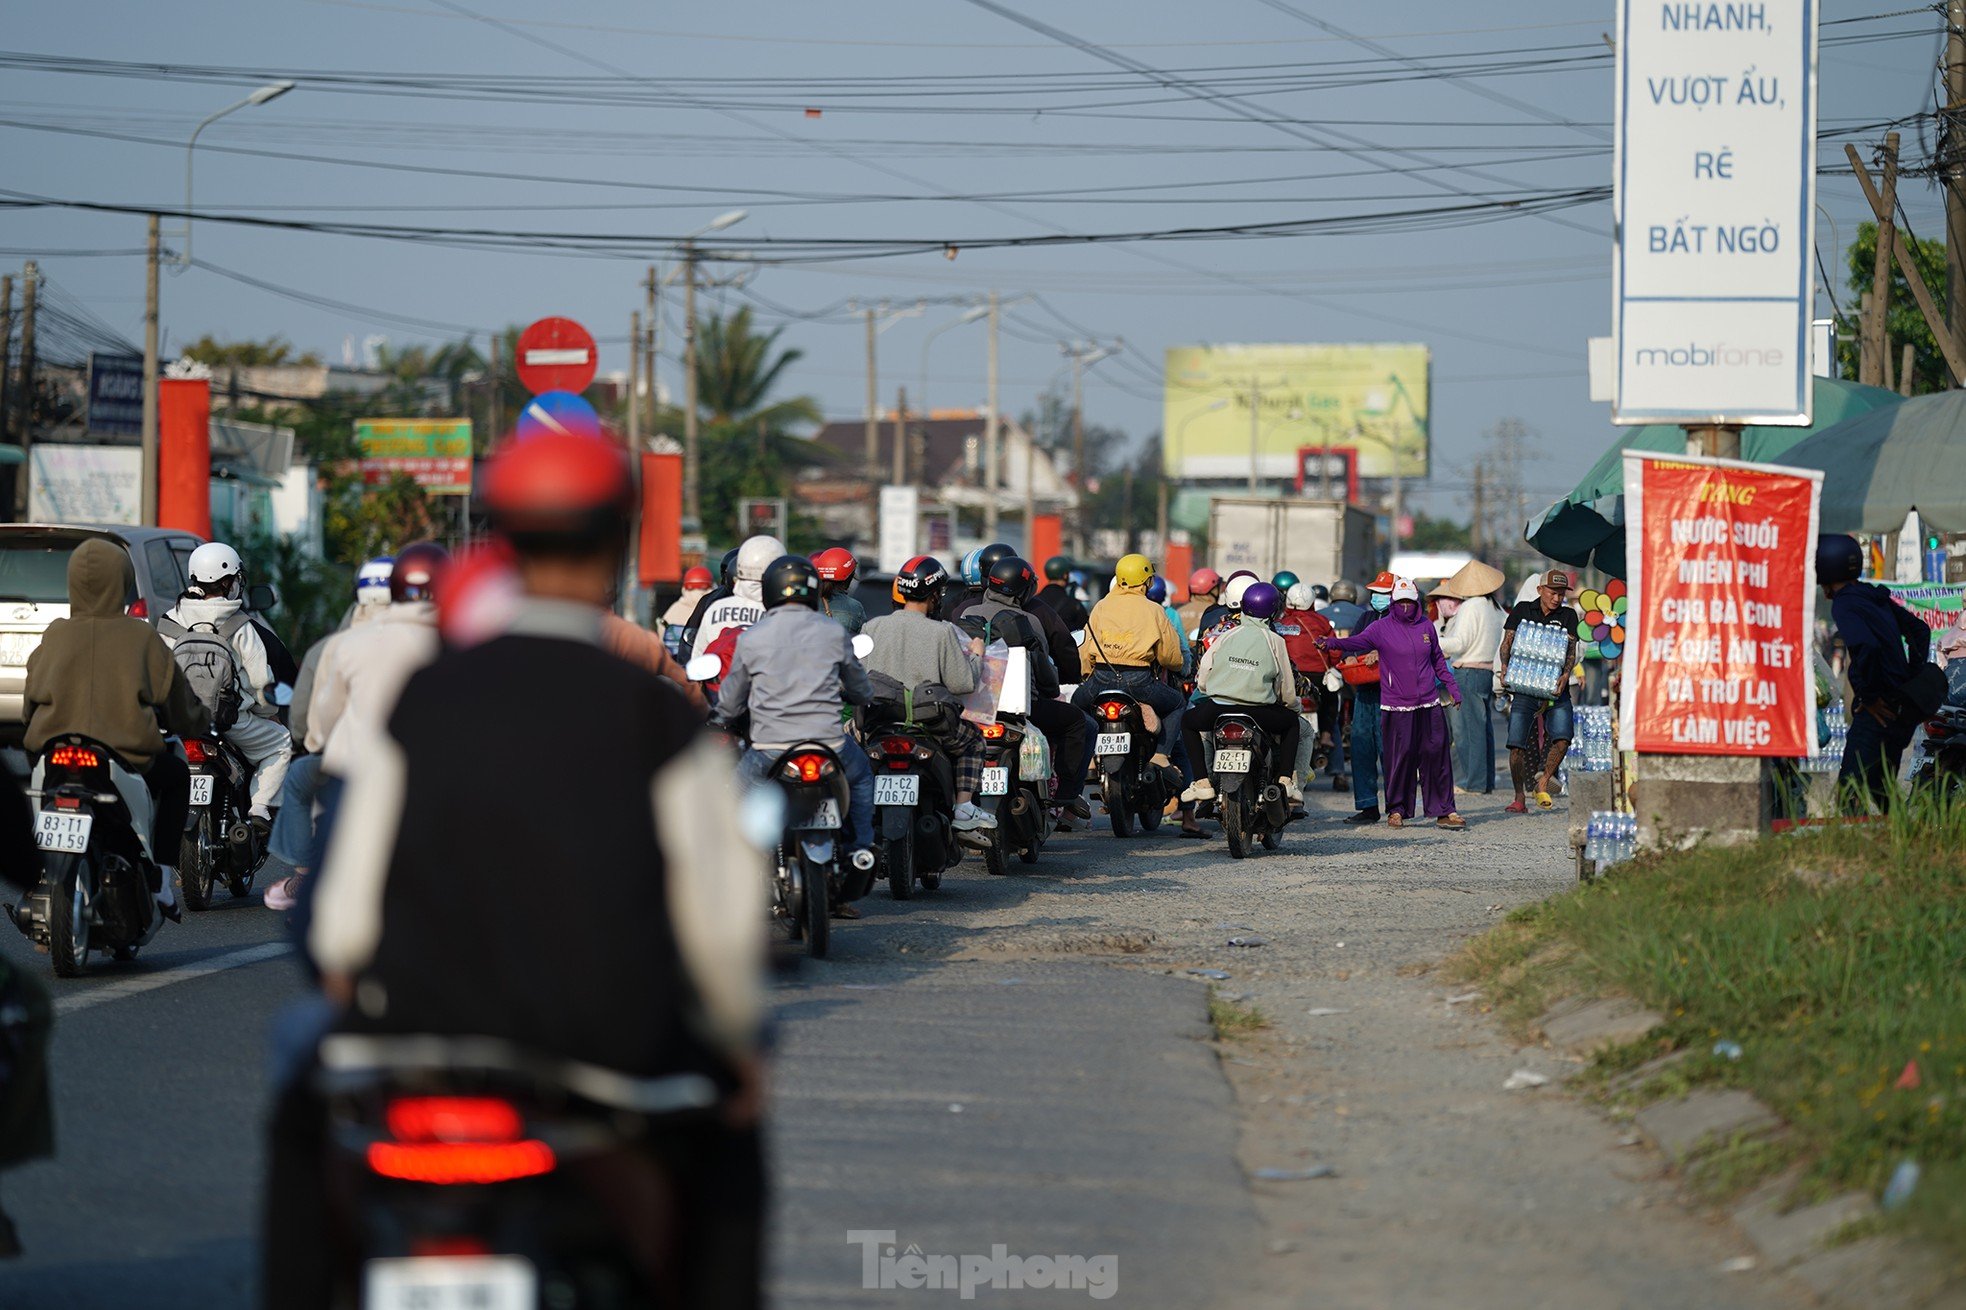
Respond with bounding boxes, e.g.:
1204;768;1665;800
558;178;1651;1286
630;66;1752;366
48;854;91;978
886;828;916;900
180;811;215;912
1260;825;1282;851
1108;774;1135;838
1222;793;1250;860
802;855;831;959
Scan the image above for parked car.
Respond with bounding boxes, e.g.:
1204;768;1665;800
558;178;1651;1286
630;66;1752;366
0;524;206;736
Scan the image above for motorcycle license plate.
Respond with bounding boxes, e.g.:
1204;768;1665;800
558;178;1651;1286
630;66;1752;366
797;798;842;830
1095;732;1132;756
364;1256;536;1310
188;774;214;807
34;811;91;853
1213;748;1253;775
981;766;1010;796
874;775;920;806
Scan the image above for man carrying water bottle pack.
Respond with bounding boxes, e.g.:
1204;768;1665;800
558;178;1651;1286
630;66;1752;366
1498;569;1581;813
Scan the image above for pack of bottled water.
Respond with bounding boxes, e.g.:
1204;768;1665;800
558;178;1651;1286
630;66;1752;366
1505;621;1569;700
1572;706;1615;772
1586;811;1637;867
1800;702;1849;774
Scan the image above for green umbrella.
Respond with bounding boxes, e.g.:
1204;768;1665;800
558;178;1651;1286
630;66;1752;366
1778;388;1966;532
1527;376;1904;577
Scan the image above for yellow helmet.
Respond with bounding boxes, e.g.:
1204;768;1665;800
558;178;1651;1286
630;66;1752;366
1114;553;1154;588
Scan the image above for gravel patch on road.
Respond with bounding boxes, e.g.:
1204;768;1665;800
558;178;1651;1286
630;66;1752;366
824;783;1809;1309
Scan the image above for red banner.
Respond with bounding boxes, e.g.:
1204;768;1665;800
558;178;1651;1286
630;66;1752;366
639;451;683;585
1620;453;1821;757
158;378;212;538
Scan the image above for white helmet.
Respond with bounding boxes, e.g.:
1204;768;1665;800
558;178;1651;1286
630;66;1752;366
1286;581;1315;612
1223;574;1254;611
735;534;786;583
355;556;395;606
188;542;243;592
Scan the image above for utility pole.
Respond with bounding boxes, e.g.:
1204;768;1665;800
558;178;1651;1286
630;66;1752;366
864;307;880;480
892;386;908;486
1471;460;1486;560
1862;132;1900;387
1025;397;1039;556
1247;378;1261;494
141;219;160;525
984;290;1001;540
1071;352;1088;556
627;310;642;446
643;264;659;422
0;273;13;455
682;243;701;525
488;332;503;440
1948;0;1966;373
14;262;37;521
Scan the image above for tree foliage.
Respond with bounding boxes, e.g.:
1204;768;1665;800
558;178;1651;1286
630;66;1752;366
1835;222;1949;394
182;335;321;368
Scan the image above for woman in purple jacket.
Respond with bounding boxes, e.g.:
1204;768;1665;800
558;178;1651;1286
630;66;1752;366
1318;578;1467;830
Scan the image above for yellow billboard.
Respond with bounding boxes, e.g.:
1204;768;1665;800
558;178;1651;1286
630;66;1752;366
1163;343;1430;483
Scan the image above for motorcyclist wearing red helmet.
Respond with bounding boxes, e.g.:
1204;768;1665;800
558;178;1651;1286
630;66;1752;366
274;432;768;1308
661;563;716;635
811;546;867;636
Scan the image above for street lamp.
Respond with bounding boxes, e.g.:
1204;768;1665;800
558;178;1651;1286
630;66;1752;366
179;81;294;267
681;210;749;526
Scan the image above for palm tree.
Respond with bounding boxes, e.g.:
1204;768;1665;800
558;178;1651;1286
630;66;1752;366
693;307;822;431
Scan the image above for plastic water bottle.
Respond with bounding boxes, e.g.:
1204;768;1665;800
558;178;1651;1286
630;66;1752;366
1586;814;1602;862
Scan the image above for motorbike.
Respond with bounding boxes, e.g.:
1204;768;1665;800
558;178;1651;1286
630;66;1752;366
1089;689;1176;837
1206;712;1290;859
977;713;1055;874
179;730;267;910
313;1032;720;1310
866;717;961;899
1911;663;1966;803
757;740;853;960
11;734;166;976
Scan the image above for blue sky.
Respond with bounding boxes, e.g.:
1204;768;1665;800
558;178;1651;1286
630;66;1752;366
0;0;1941;520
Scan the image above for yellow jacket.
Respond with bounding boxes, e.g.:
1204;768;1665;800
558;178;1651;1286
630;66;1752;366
1080;583;1184;675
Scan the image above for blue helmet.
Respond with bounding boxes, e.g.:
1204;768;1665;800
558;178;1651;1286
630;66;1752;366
961;547;986;586
1145;575;1169;605
355;555;394;605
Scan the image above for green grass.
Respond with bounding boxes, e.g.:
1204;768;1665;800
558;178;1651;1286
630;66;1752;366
1451;794;1966;1256
1208;991;1269;1038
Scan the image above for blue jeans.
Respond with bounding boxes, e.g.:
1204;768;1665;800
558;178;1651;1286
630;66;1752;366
1351;687;1381;810
269;751;323;867
1073;668;1185;760
1507;690;1575;750
1450;668;1496;792
1838;705;1915;815
743;738;874;853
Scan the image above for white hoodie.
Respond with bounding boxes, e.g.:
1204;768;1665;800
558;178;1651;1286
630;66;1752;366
306;601;442;777
163;594;277;714
688;577;765;662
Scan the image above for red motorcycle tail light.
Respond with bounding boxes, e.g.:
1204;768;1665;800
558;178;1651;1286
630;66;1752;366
980;722;1006;739
881;735;916;757
1098;701;1126;721
411;1237;493;1259
1217;721;1252;743
48;744;101;771
785;752;832;783
370;1096;553;1185
182;738;212;764
127;597;149;619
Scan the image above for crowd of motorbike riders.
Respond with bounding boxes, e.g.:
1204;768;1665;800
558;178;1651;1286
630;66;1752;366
0;427;1489;1303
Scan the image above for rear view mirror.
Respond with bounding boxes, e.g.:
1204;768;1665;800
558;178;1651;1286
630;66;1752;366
246;583;278;613
685;654;723;683
851;633;874;659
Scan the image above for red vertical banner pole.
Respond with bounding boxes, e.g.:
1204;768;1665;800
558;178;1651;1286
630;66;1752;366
157;378;211;539
1164;541;1195;601
639;451;683;585
1031;513;1063;569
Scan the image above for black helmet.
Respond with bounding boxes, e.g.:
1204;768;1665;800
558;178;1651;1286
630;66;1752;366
1044;555;1072;581
1815;533;1864;586
719;547;742;588
761;554;821;611
892;554;949;605
985;555;1036;603
977;542;1017;579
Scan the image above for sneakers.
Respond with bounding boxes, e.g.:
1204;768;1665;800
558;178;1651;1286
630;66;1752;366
1181;778;1217;804
263;874;303;912
1279;775;1303;805
154;866;183;922
952;802;998;832
1345;806;1380;824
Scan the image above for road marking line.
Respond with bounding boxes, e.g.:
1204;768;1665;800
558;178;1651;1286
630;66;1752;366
54;941;292;1015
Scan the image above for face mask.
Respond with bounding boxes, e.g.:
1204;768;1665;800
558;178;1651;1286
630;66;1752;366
1394;600;1419;618
1369;593;1391;613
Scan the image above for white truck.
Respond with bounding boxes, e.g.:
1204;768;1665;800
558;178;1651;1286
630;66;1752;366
1205;497;1379;588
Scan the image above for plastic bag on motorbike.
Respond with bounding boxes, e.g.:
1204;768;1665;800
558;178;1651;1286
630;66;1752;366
1018;722;1052;784
998;644;1032;715
960;640;1011;727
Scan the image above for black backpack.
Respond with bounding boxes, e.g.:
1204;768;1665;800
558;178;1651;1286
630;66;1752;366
1889;602;1946;720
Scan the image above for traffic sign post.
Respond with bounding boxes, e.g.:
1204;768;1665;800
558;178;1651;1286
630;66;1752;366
515;317;598;396
1612;1;1818;426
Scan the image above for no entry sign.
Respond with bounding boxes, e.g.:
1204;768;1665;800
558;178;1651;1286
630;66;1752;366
515;317;597;395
